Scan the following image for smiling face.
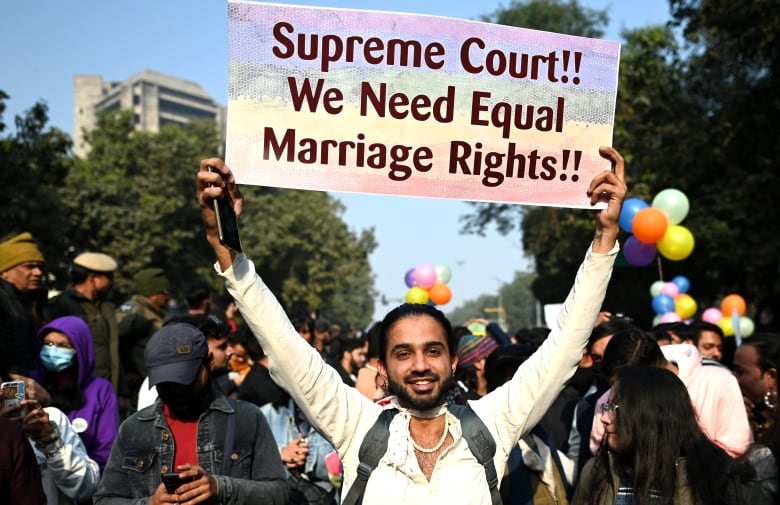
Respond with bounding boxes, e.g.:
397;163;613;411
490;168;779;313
377;314;457;410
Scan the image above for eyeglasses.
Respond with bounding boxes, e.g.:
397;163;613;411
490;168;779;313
601;401;620;419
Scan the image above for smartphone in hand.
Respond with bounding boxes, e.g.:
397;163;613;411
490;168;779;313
207;166;242;252
2;381;27;416
161;472;193;494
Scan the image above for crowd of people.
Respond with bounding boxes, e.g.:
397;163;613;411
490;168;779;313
1;146;778;505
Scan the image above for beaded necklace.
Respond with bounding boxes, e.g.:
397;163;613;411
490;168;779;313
410;416;449;453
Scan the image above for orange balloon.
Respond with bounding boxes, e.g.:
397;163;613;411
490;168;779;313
632;208;668;244
720;294;746;317
428;283;452;305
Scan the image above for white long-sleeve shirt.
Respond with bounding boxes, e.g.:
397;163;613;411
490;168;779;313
220;244;617;505
31;407;101;505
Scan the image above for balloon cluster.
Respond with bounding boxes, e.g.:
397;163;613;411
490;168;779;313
404;263;452;306
700;294;755;338
620;189;695;266
649;275;697;326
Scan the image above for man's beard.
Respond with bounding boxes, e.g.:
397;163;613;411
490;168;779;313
387;371;451;411
159;378;212;421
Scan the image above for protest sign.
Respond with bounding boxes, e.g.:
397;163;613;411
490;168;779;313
227;1;620;208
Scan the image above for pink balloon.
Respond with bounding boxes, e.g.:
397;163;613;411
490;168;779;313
659;282;680;299
701;307;723;324
659;311;683;323
413;263;437;289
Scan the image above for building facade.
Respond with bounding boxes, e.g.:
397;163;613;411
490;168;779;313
73;69;225;157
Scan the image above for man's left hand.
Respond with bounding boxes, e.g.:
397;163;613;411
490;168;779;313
173;463;217;504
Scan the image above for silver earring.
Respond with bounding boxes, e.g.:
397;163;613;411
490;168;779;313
764;391;778;411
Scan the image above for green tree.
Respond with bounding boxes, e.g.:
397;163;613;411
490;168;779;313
448;270;536;333
62;110;220;300
481;0;608;38
0;92;74;283
464;0;780;328
463;0;617;318
239;187;377;329
657;0;780;326
63;110;377;327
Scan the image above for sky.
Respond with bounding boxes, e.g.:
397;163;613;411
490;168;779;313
1;0;671;323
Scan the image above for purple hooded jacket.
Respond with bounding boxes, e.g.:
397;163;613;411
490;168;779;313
37;316;119;472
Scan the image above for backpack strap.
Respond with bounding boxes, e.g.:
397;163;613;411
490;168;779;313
342;405;502;505
449;404;502;505
341;408;399;505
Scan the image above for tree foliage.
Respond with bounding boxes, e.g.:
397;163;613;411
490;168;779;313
448;270;537;333
0;95;74;282
238;186;377;329
463;0;780;328
1;99;377;328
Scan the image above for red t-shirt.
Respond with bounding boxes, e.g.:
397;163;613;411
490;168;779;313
163;405;199;469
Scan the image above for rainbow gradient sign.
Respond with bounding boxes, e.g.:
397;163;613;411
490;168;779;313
227;1;620;208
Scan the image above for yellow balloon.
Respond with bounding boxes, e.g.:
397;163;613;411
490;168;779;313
658;225;695;261
717;316;735;337
674;294;697;319
405;286;429;304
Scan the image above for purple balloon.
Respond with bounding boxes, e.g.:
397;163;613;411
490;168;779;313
623;236;657;266
404;268;417;288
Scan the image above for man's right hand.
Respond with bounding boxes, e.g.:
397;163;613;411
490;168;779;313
281;433;309;469
9;374;51;406
197;158;244;271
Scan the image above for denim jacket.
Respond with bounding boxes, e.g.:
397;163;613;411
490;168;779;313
94;387;288;505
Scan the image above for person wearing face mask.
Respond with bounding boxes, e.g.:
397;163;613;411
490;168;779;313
34;315;119;473
94;323;288;505
136;313;235;409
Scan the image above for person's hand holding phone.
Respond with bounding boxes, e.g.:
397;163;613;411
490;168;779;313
281;433;309;468
198;159;244;271
9;374;51;406
158;464;216;505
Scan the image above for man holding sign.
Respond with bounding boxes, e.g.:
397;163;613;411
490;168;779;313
196;144;626;504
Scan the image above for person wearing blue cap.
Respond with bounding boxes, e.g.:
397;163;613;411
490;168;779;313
94;323;288;505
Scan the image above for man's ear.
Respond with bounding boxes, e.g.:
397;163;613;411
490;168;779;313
765;367;778;392
376;360;388;382
451;355;458;375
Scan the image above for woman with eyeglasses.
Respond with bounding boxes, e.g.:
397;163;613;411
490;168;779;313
572;366;766;505
34;315;119;473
